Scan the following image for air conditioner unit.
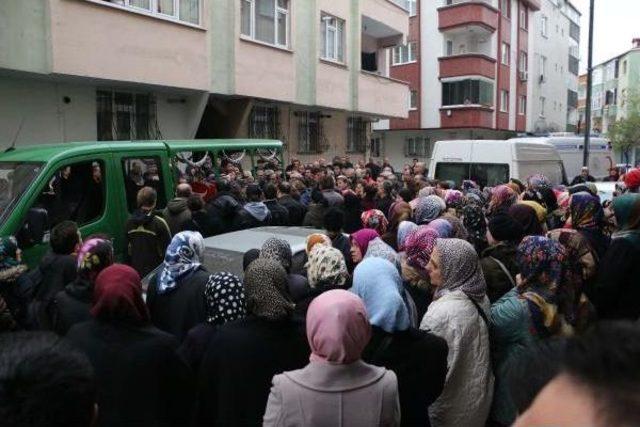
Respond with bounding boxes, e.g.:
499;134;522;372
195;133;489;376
519;71;528;82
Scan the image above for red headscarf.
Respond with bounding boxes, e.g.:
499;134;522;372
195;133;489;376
91;264;150;325
350;229;380;256
624;169;640;191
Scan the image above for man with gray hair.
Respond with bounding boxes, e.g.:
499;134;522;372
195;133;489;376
162;183;192;235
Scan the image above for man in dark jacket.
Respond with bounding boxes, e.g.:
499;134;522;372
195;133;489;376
162;183;192;235
277;182;305;226
181;194;221;237
232;184;272;231
263;184;290;226
319;176;344;207
125;187;172;278
206;180;241;234
323;208;353;272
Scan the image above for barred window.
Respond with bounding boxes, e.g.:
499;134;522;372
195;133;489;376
405;137;430;157
297;112;322;153
370;137;382;158
96;90;157;141
347;118;367;153
249;105;280;139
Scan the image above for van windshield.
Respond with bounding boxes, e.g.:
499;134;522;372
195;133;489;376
0;162;44;225
435;163;509;188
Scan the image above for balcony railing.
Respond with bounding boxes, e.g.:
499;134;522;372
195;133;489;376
438;1;499;32
439;54;497;79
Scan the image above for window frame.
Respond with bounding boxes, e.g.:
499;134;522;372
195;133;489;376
347;117;368;154
520;5;528;30
320;13;345;63
297;111;322;154
93;0;201;26
518;95;526;115
96;90;157;141
410;90;418;110
500;90;509;113
541;15;548;37
240;0;290;49
540;96;546;117
501;42;510;66
500;0;511;18
392;42;417;66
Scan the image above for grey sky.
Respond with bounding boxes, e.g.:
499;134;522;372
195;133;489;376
571;0;640;72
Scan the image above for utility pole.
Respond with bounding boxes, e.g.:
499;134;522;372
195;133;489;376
583;0;595;167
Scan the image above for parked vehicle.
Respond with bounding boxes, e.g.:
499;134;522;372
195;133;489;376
428;139;567;188
0;140;283;266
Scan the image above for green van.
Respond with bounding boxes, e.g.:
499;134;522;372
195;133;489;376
0;139;282;266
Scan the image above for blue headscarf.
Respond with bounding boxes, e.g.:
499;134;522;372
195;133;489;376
157;231;205;294
351;257;411;333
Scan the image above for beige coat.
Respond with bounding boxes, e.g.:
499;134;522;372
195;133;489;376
263;360;400;427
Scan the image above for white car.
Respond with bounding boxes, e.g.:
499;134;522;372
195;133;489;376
594;182;617;204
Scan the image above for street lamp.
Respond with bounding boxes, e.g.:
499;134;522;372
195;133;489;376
583;0;595;167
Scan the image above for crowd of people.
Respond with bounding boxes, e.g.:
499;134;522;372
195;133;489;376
2;155;640;427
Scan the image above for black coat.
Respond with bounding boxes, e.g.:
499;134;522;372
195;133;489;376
125;210;172;278
480;243;519;304
363;327;449;427
278;196;306;226
196;315;309;426
66;319;194;427
264;199;290;226
178;322;218;372
181;209;222;237
52;278;92;335
232;205;273;231
205;194;241;234
146;269;209;343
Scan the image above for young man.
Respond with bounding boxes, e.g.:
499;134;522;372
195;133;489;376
277;182;305;226
233;184;272;231
162;183;192;236
323;208;352;272
125;187;171;278
263;184;290;226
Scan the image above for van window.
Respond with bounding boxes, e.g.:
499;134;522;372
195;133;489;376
173;151;217;201
20;160;105;247
0;162;44;225
435;163;509;188
122;157;166;212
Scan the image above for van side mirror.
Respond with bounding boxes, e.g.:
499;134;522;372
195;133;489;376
17;208;49;248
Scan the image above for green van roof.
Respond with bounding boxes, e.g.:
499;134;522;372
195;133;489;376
0;139;283;163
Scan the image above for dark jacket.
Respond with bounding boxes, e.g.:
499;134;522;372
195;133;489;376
302;203;327;228
480;242;519;303
363;326;448;427
146;268;209;343
264;199;290;226
125;210;172;278
591;237;640;320
181;209;221;237
404;282;432;324
321;189;344;207
67;319;194;427
232;202;273;231
197;315;309;426
279;196;306;226
376;196;394;218
331;232;354;272
162;197;191;236
206;193;241;234
178;323;218;372
52;278;93;335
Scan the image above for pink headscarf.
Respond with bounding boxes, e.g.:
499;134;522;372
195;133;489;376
350;229;380;256
307;289;371;364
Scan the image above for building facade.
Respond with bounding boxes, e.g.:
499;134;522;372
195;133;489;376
0;0;410;165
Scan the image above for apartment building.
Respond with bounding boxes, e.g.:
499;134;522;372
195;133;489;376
0;0;410;164
578;38;640;136
528;0;581;134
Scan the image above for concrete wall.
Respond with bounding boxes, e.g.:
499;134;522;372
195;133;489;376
0;0;50;73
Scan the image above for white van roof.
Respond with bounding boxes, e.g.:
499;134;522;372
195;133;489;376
513;136;610;151
432;139;561;163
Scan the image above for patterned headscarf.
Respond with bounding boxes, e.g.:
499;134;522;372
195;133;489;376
397;221;418;252
204;272;246;325
509;203;545;237
0;237;21;270
465;188;486;207
77;238;114;283
433;238;486;301
570;192;603;230
418;186;436;198
404;226;439;272
157;231;205;294
427;218;454;238
463;204;487;247
351;258;411;333
388;202;412;231
260;237;293;271
489;185;518;216
307;245;349;289
305;233;332;255
364;237;398;265
445;190;464;211
520;201;548;223
243;258;294;320
442;214;469;240
414;195;446;225
527;174;551;191
361;209;389;235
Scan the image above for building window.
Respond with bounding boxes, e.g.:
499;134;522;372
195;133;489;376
623;60;628;74
405;137;430;157
321;13;345;63
518;95;526;115
100;0;200;25
370;137;382;158
410;90;418;110
241;0;289;48
442;79;494;107
500;90;509;112
446;40;454;56
249;105;280;139
500;0;510;18
392;42;417;65
408;0;417;16
96;90;156;141
540;96;546;117
520;5;528;30
501;43;510;65
297;112;322;153
540;55;547;82
541;15;548;37
347;118;367;153
519;51;528;72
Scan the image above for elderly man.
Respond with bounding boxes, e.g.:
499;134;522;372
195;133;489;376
570;166;596;185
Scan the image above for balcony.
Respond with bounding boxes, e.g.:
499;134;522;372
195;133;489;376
362;0;410;39
439;26;496;78
358;71;410;118
439;54;496;79
438;1;499;33
440;105;494;128
361;15;407;77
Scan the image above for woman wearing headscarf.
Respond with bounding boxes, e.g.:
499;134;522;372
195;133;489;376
397;221;418;254
349;228;380;267
146;231;210;342
305;233;332;255
414;195;446;225
427;218;454;238
509;203;545;237
382;201;413;250
52;238;114;335
570;192;610;259
353;258;448;427
197;259;308;426
361;209;389;236
442;214;469;240
488;185;518;217
462;203;488;254
403;227;439;320
490;236;573;426
0;237;29;328
261;237;310;303
343;190;365;234
592;193;640;320
420;239;493;427
66;264;194;427
179;272;246;370
264;289;401;427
